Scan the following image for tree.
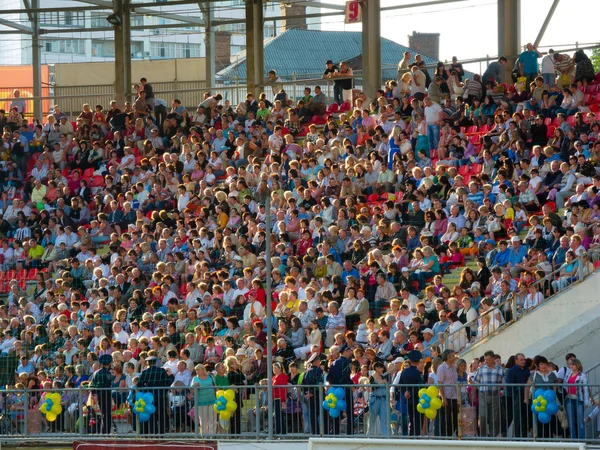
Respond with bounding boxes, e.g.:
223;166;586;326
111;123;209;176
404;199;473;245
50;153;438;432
592;48;600;73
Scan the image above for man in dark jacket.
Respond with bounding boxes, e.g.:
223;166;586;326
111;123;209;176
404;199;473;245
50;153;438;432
399;350;426;436
89;354;114;434
138;354;175;435
325;345;354;435
302;352;324;434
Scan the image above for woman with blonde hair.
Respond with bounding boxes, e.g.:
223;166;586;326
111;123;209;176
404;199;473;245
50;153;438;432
225;356;246;434
191;363;218;435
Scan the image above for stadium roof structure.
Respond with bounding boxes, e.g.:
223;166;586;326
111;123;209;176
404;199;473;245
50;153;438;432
217;28;439;81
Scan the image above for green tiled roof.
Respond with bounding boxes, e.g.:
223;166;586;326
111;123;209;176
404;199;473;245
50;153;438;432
217;28;438;81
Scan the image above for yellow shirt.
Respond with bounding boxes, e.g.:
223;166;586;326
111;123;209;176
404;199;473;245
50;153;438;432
28;245;45;259
504;207;515;221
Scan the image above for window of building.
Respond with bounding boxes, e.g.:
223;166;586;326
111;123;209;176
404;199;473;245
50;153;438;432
150;42;202;59
43;39;86;55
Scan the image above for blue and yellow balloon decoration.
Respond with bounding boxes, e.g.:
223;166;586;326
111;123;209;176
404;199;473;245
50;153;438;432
39;392;63;422
531;388;559;424
322;387;347;418
213;389;238;420
417;386;443;419
133;392;156;422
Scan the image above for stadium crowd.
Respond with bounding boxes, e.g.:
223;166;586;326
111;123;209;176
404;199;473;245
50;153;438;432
0;44;599;439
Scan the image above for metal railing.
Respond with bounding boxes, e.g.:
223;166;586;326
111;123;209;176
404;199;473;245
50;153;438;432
0;75;357;121
1;383;599;443
428;251;597;355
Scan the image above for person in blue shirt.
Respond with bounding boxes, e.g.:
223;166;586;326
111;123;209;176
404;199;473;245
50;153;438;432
17;355;36;375
491;240;510;268
518;43;542;88
340;261;359;284
507;236;529;277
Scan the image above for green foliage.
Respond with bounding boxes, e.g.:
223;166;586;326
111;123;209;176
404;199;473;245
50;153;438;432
592;48;600;73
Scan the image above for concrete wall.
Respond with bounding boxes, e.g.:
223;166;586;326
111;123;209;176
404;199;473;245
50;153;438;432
54;58;207;87
309;438;584;450
461;271;600;368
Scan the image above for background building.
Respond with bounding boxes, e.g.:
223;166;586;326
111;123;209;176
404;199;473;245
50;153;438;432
0;0;320;66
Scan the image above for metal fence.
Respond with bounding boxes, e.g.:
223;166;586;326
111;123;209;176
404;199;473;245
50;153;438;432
427;251;597;355
0;76;352;121
1;383;599;443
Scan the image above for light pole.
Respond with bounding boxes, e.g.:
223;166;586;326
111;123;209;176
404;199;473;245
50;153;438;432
264;190;274;440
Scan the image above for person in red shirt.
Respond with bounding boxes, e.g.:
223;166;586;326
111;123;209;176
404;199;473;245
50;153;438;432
272;362;289;435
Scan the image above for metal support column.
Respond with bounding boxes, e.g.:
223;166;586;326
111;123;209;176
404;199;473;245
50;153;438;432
113;0;125;105
245;0;256;95
123;0;132;101
362;0;381;96
203;1;215;88
31;0;42;121
534;0;560;48
360;0;369;95
252;0;264;96
497;0;521;83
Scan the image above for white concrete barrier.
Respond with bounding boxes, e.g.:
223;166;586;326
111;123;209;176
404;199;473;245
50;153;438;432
308;438;586;450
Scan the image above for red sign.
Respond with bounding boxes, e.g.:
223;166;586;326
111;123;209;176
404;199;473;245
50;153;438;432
345;0;361;23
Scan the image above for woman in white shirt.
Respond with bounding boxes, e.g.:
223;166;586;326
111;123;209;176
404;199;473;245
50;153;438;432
446;312;468;352
522;284;544;311
440;222;460;247
293;320;322;360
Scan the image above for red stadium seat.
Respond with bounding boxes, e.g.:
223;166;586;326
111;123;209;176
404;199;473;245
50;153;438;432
28;269;38;280
547;125;556;138
17;269;28;280
326;103;339;113
544;117;552;126
590;103;599;113
465;126;478;135
83;168;95;179
5;269;16;281
470;164;482;175
458;165;470;177
91;175;104;187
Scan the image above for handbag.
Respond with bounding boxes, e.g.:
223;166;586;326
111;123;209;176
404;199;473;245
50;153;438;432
557;408;568;429
487;218;501;233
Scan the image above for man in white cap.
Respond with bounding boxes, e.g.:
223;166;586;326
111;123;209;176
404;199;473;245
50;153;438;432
507;235;528;278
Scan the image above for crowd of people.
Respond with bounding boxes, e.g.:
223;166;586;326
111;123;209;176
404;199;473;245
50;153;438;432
0;44;599;439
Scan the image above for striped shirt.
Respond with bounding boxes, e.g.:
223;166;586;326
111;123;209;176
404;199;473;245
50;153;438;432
473;364;504;392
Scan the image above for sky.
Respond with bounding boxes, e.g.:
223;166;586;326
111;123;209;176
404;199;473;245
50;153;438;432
319;0;600;73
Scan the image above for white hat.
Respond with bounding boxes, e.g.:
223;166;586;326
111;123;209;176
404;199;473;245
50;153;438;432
233;255;243;262
422;328;434;335
511;236;520;243
392;357;405;364
401;267;409;272
361;226;371;233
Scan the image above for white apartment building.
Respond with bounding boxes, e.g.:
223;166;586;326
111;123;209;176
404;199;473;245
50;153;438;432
0;0;320;65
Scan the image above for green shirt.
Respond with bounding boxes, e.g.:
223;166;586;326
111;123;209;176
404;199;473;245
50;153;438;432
214;374;229;387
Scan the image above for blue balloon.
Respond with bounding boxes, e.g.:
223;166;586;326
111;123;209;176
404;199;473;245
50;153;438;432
218;395;227;403
336;399;347;410
143;392;153;404
546;402;559;415
138;412;151;422
423;402;430;409
531;404;538;413
46;399;54;407
329;409;340;418
534;389;545;399
145;404;156;414
322;400;331;410
135;392;144;402
538;412;551;424
327;387;335;396
334;388;345;400
543;390;557;403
